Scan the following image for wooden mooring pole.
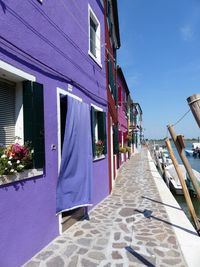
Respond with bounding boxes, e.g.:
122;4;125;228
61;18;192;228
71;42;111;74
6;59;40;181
167;125;200;200
165;138;200;233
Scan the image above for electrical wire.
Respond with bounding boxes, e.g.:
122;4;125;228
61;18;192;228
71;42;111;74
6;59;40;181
1;2;119;104
172;109;191;127
60;0;102;52
4;3;106;90
61;0;117;62
0;37;107;106
28;0;106;76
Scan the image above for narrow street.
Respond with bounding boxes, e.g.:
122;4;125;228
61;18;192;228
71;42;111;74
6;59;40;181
24;148;194;267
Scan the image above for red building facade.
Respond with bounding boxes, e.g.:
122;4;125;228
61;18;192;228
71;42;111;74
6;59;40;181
104;0;120;191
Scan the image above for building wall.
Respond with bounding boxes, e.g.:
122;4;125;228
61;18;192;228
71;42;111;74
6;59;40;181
117;77;128;137
104;0;118;192
0;1;109;266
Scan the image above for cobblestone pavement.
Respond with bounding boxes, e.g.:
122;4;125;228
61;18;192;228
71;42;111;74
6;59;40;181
24;148;187;267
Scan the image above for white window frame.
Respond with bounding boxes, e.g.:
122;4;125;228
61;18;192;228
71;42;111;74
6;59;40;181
91;103;103;143
15;82;24;144
90;104;106;160
0;60;36;145
88;4;102;67
0;60;43;185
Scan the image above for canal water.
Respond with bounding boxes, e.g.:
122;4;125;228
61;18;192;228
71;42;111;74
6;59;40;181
171;141;200;224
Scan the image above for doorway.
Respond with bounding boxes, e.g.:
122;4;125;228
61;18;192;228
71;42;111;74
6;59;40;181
57;89;84;233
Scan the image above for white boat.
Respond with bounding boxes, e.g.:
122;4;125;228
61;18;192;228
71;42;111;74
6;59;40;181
185;149;194;156
159;152;172;166
192;143;200;149
185;143;200;158
164;164;200;195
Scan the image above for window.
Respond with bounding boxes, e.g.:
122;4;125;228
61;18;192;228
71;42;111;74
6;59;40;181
88;5;101;66
108;57;117;104
91;106;107;159
0;79;45;182
106;0;114;45
90;17;97;57
0;79;16;146
113;124;119;155
118;86;122;106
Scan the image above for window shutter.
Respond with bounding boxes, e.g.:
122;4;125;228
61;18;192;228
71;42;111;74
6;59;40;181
108;59;114;95
113;125;119;155
23;81;45;169
0;80;15;146
107;1;112;35
130;108;134;123
108;59;118;105
109;22;113;38
118;86;122;106
90;106;96;157
114;84;118;106
106;0;110;16
102;112;107;154
131;132;134;144
97;112;107;155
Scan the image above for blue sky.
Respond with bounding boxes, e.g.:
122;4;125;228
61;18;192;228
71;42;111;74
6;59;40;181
117;0;200;139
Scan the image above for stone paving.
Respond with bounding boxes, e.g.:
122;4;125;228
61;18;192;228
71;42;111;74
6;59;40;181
24;148;187;267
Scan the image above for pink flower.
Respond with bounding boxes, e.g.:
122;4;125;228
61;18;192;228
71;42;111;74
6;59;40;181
96;140;103;146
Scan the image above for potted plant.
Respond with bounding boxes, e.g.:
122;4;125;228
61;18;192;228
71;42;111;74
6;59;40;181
119;144;126;153
0;143;33;176
126;146;131;159
95;140;104;157
126;134;132;147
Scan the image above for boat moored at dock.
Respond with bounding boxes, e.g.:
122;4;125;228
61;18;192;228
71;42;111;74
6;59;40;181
164;164;200;195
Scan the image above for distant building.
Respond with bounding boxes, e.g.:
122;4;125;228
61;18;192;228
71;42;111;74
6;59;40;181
117;66;130;166
130;102;143;149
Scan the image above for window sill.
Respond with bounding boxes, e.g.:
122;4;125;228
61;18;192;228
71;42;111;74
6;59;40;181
88;50;102;68
93;155;106;162
0;168;43;186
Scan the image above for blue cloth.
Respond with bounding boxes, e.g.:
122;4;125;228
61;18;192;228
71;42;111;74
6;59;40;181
56;97;93;214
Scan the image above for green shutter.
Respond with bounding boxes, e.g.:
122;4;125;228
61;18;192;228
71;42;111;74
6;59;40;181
97;112;103;141
106;0;110;16
130;108;134;123
132;132;134;144
23;81;33;144
97;111;107;155
113;125;119;155
108;59;113;95
90;106;96;157
108;59;118;105
114;84;118;106
23;81;45;169
102;112;107;154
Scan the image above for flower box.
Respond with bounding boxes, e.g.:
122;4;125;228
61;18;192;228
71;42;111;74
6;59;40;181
0;168;43;186
0;142;43;186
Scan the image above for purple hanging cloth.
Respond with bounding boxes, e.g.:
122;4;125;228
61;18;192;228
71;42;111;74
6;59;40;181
56;97;93;214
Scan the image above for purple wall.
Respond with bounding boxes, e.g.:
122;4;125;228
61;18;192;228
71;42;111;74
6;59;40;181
0;1;109;266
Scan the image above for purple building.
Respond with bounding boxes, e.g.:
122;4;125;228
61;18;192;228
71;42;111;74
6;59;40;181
0;1;109;266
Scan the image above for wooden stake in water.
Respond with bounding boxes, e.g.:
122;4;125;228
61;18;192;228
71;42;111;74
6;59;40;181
165;138;200;234
167;125;200;200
